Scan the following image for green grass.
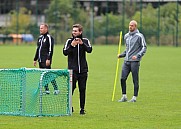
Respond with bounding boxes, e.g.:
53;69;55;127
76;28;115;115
0;45;180;129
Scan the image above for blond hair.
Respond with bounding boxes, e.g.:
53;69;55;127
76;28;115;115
130;20;137;27
40;23;49;30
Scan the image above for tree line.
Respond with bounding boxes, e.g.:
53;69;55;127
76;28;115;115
1;0;180;46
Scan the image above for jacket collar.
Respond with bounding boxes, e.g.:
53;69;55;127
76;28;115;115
43;32;49;36
129;29;139;35
72;34;83;39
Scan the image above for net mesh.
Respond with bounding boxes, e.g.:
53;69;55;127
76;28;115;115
0;68;72;117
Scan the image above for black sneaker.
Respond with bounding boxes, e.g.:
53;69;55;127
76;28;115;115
80;109;85;115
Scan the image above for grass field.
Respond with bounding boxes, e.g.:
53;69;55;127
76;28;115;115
0;44;180;129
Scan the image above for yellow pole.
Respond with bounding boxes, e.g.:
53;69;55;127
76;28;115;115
112;31;122;101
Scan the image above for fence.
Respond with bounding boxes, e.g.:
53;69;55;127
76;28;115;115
0;0;180;46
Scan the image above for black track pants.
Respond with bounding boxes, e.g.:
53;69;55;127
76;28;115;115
72;72;88;110
39;62;58;90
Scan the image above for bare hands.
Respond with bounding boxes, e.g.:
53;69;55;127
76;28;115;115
71;39;78;47
33;61;37;67
71;38;83;46
132;56;137;60
77;38;83;44
46;60;50;66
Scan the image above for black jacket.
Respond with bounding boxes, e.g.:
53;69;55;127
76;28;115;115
34;32;54;63
63;37;92;73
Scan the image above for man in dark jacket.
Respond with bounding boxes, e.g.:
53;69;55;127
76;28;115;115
63;24;92;115
118;20;147;102
33;23;59;95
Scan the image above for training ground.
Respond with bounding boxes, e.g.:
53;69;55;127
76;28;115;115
0;45;180;129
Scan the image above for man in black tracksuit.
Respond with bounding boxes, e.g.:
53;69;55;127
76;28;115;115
33;23;59;95
63;24;92;115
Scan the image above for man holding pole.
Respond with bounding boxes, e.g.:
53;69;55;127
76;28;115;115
118;20;147;102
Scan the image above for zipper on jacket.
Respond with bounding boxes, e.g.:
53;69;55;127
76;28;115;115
39;36;44;62
126;36;132;61
78;44;81;73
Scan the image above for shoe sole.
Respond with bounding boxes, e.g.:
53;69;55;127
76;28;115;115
118;99;127;102
53;90;60;95
128;100;136;102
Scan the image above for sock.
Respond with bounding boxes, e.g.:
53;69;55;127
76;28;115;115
132;96;136;100
123;94;127;98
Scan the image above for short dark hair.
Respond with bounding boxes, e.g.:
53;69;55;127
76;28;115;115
73;24;83;31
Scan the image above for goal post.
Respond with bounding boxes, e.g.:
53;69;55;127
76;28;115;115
0;68;72;117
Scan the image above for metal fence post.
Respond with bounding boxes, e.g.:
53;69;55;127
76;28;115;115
157;0;160;46
176;0;179;47
16;0;19;45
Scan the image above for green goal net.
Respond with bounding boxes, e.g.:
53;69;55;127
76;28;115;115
0;68;72;117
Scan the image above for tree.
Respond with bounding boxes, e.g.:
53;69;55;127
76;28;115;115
45;0;91;43
7;7;31;34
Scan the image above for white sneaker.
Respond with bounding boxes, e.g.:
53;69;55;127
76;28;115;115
43;90;50;95
53;90;60;95
118;96;127;102
128;98;136;102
